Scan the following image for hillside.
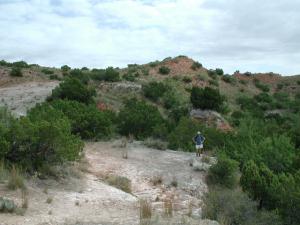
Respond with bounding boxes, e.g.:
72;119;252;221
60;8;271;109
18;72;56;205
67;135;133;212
1;56;299;115
0;57;300;225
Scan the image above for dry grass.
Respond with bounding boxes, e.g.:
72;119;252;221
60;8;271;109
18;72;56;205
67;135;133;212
201;155;210;164
105;175;131;193
163;199;173;217
151;175;163;186
140;199;152;220
21;188;29;209
0;160;9;183
170;176;178;187
120;137;128;148
46;197;53;204
187;201;193;217
43;187;48;194
122;149;128;159
7;165;25;190
144;138;168;150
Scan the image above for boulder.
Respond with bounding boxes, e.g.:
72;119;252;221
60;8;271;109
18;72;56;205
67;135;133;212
190;109;232;132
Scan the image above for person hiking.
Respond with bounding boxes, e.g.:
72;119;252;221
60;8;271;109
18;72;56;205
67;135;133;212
193;131;205;157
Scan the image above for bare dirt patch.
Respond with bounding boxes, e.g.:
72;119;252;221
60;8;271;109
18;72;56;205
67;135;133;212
0;141;215;225
0;81;59;116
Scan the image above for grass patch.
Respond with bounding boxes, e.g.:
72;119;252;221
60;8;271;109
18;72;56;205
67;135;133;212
7;165;25;190
170;177;178;187
21;189;29;209
0;160;9;183
144;138;168;150
106;175;131;193
163;199;173;217
46;197;53;204
140;199;152;220
151;175;163;186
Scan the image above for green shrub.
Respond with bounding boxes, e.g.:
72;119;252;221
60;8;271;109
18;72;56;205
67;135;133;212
10;67;23;77
103;67;120;81
141;67;149;76
208;70;217;79
215;68;224;76
142;82;168;102
239;80;248;85
5;105;84;170
12;61;29;68
91;67;120;82
222;75;237;84
231;111;244;126
209;79;219;87
50;100;113;139
49;74;61;80
48;78;96;104
41;68;54;75
81;67;89;71
158;66;170;75
168;106;189;124
149;61;159;67
162;89;180;109
168;117;198;152
203;188;283;225
123;73;136;82
61;65;71;71
190;86;225;112
0;197;17;213
197;73;207;81
191;61;202;70
277;83;284;90
207;154;239;188
0;60;12;67
254;79;270;92
69;69;89;84
182;76;192;83
254;93;273;104
118;99;164;139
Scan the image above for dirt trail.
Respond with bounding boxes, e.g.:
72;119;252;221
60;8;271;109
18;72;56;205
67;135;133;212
0;141;214;225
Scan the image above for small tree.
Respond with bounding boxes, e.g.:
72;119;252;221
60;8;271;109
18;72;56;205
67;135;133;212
142;82;168;102
61;65;71;71
208;154;239;188
190;86;224;112
159;66;170;75
191;62;202;70
118;99;163;139
215;68;224;76
48;78;96;104
10;67;23;77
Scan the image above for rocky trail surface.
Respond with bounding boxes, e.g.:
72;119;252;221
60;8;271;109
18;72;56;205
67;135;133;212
0;141;217;225
0;81;59;117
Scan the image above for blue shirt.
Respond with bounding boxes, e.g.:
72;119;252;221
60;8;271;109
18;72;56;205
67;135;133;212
194;134;205;145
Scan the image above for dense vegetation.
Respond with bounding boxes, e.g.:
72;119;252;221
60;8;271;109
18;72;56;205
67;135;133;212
206;91;300;225
190;86;225;112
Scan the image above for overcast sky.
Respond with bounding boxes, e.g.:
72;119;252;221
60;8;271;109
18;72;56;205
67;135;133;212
0;0;299;75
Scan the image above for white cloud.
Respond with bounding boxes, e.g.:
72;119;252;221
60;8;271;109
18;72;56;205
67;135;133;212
0;0;299;75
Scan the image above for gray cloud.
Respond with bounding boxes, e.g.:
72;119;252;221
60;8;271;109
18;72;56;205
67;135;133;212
0;0;299;75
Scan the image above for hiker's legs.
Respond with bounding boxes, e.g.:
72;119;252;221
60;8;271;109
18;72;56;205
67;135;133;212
195;145;200;157
200;144;204;155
